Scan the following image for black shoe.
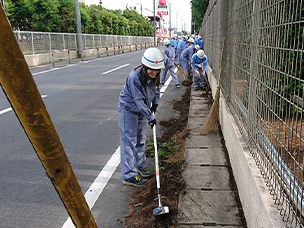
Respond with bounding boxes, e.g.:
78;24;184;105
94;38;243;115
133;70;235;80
135;167;152;178
174;83;181;88
194;87;200;91
123;176;147;187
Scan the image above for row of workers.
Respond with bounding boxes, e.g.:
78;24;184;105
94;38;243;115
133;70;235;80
119;40;208;187
161;35;208;90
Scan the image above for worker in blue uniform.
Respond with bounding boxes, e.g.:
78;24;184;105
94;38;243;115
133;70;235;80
191;49;208;90
176;36;187;66
118;47;164;187
184;37;194;49
160;39;180;88
180;44;200;78
194;35;204;50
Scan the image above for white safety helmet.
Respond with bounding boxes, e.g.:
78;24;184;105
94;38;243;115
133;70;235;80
142;48;164;69
197;50;205;59
198;35;201;39
188;37;194;43
164;38;170;46
194;45;200;50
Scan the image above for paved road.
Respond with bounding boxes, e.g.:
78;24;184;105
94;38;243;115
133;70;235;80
0;49;186;227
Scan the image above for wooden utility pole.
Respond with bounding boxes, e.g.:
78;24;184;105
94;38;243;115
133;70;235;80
0;6;97;228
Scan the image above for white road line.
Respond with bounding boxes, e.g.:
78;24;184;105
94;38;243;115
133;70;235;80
160;76;172;97
0;107;12;115
32;65;77;76
60;68;175;228
61;147;121;228
102;63;130;75
0;95;48;116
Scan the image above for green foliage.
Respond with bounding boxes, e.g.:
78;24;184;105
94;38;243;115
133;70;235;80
5;0;154;36
191;0;209;33
145;138;182;166
5;0;32;30
57;0;76;33
145;140;174;161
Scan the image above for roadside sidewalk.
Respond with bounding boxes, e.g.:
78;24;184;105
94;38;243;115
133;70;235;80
176;88;247;227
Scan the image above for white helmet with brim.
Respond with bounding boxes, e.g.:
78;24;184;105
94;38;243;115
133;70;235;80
197;50;205;59
142;48;164;69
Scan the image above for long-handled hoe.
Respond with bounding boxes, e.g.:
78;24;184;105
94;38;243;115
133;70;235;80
152;121;169;216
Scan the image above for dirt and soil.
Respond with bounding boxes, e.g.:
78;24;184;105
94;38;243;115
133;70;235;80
123;80;192;228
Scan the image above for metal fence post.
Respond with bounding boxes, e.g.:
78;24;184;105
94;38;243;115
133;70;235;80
31;32;34;55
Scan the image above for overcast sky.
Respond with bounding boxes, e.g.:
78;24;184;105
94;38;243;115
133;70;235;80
83;0;192;32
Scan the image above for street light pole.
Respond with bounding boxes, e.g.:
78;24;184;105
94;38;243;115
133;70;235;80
99;0;102;11
75;0;83;58
153;0;156;46
169;2;172;38
190;1;194;34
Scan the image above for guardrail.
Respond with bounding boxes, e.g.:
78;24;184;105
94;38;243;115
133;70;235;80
52;49;70;68
81;47;100;62
78;42;154;62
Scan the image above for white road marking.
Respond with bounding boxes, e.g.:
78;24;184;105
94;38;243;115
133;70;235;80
0;95;48;116
61;147;120;228
60;69;175;228
102;63;130;75
32;65;77;76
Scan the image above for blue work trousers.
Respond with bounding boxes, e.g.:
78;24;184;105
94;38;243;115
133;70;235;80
192;65;204;88
176;49;183;66
161;63;179;85
118;104;147;180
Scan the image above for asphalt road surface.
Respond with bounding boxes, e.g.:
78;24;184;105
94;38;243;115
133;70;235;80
0;48;187;228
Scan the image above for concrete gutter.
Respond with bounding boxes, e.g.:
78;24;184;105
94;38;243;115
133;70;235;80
220;90;285;228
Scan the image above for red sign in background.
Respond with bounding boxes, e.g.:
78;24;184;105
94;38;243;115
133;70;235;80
157;11;168;15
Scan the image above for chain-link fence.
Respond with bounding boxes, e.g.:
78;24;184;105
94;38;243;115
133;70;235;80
201;0;304;227
14;31;154;55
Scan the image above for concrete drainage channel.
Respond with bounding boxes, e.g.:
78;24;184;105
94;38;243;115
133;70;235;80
176;89;247;227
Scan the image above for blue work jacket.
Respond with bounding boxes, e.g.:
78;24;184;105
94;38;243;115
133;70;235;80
119;67;160;122
163;45;176;66
191;54;208;71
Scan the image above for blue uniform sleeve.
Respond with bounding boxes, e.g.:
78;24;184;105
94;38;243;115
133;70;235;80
128;77;154;121
152;87;160;105
191;55;199;67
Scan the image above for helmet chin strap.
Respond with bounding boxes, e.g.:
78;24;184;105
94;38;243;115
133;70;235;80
143;65;155;79
143;65;148;76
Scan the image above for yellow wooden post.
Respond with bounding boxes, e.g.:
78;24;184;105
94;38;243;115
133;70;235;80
0;7;97;228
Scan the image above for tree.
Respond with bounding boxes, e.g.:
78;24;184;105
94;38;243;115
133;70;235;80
5;0;155;37
27;0;60;32
57;0;76;33
191;0;209;33
79;2;91;34
5;0;32;30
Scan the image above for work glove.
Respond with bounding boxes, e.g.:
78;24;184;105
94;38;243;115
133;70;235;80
150;104;158;114
148;119;157;129
197;64;202;68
